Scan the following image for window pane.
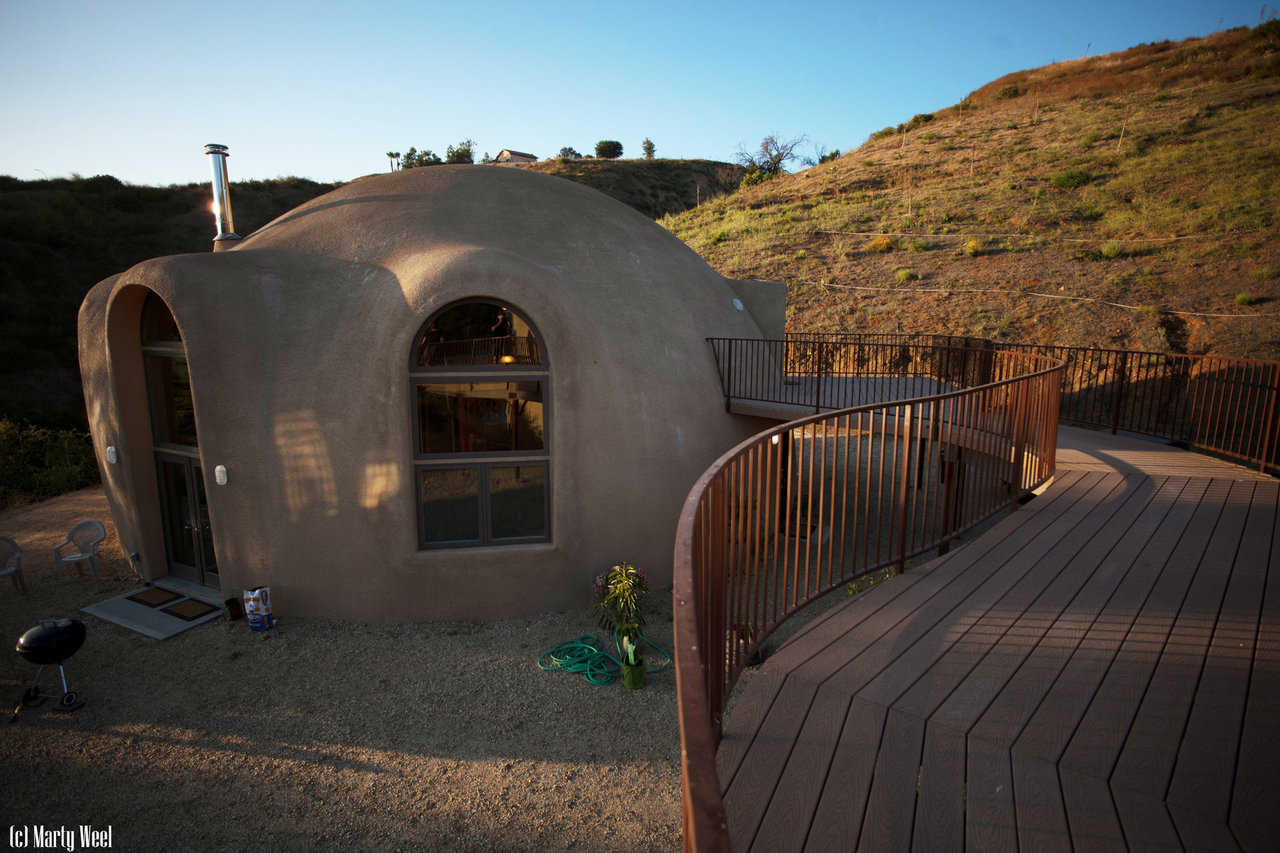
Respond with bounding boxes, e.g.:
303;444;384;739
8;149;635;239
416;302;542;366
146;355;198;447
490;464;547;539
418;381;544;454
419;468;480;543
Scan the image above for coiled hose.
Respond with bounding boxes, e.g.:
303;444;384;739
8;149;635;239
537;633;672;685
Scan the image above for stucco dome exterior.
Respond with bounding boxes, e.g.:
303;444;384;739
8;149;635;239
78;165;781;620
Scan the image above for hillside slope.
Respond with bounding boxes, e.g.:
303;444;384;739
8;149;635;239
663;23;1280;358
0;175;339;428
507;157;744;218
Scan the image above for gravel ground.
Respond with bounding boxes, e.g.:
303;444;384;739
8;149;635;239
0;488;682;851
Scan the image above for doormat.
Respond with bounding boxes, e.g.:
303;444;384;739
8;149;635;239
126;588;182;608
162;599;219;621
83;586;224;640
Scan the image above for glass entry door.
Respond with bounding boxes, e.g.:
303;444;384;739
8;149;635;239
142;292;216;587
156;453;218;586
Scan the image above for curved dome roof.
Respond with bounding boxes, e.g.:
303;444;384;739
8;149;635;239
238;165;715;281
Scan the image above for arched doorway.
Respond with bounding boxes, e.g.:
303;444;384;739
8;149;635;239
140;292;218;587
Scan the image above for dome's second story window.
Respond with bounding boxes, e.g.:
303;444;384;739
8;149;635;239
409;300;550;548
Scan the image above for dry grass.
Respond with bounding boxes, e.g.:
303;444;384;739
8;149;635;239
662;23;1280;358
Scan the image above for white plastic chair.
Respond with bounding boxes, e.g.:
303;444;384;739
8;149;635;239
0;537;25;593
53;521;106;581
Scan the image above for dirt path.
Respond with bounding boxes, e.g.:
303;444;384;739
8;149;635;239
0;489;682;851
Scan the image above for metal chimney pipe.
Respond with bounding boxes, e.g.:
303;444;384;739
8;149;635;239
204;143;240;250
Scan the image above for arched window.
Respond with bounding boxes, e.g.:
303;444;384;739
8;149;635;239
410;301;550;548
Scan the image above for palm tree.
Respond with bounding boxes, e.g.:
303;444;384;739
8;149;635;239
386;151;401;171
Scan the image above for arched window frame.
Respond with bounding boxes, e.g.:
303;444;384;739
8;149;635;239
409;299;551;549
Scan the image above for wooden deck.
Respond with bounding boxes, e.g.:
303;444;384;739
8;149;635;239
716;426;1279;851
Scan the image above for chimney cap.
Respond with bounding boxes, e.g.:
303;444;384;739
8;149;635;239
204;143;229;155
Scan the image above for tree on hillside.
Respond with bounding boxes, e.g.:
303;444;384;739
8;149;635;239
445;139;476;164
595;140;623;159
801;145;841;167
642;138;655;159
481;152;492;163
736;134;807;177
386;151;401;171
400;147;443;168
558;146;583;160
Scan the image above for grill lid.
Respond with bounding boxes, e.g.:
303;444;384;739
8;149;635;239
16;619;86;666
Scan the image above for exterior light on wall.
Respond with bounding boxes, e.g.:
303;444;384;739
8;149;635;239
214;465;228;486
105;446;118;464
500;355;516;364
771;434;780;445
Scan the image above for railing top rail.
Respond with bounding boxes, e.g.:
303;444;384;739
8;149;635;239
757;332;1280;370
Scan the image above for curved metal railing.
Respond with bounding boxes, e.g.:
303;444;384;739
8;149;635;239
728;332;1280;475
672;345;1064;851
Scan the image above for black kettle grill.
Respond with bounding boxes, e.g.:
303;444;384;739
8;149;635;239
12;619;87;716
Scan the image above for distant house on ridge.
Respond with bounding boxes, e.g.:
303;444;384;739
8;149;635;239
492;149;538;164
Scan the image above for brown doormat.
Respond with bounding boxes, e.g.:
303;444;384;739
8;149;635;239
161;599;220;621
126;588;183;608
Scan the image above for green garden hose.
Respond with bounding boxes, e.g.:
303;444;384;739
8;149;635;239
537;633;672;685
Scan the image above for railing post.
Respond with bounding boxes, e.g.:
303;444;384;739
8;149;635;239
896;405;913;573
724;339;735;413
1010;380;1029;495
707;480;726;741
814;341;825;413
1111;349;1129;435
1261;362;1280;474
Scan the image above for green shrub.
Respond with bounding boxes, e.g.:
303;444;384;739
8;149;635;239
909;240;930;251
709;230;728;245
1101;240;1125;258
868;126;896;142
895;268;920;282
998;84;1022;99
0;419;100;510
963;238;985;257
1236;292;1256;305
864;235;900;253
1051;168;1095;189
739;167;768;189
902;113;935;132
594;139;623;159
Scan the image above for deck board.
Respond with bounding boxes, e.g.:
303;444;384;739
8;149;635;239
857;708;925;852
714;427;1280;852
1109;480;1254;805
1229;486;1280;852
1167;483;1275;826
911;723;966;853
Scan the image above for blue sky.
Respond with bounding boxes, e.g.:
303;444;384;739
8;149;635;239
0;0;1268;186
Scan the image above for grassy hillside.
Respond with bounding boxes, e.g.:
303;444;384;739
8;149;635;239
663;23;1280;358
508;157;745;218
